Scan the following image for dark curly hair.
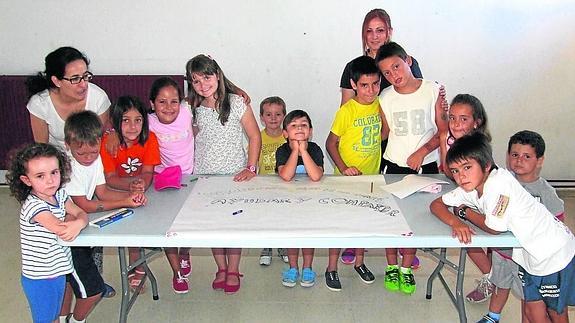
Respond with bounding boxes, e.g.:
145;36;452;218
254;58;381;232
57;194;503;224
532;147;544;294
5;143;71;203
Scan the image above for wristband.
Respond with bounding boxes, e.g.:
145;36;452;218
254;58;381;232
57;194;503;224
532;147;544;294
246;165;256;173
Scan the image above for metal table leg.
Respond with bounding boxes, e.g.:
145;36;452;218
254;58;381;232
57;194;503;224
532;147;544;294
424;248;468;323
116;247;162;323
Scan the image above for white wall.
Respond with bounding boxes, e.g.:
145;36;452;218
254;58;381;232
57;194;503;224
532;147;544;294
2;0;574;178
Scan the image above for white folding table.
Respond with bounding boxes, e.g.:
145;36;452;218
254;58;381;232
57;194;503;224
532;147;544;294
63;175;520;323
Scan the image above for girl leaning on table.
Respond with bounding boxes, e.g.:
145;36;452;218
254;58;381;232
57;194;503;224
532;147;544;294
6;143;88;323
185;54;261;294
99;95;161;291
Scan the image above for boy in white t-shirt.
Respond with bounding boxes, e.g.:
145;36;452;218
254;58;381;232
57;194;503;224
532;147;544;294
375;42;448;295
430;132;575;323
62;111;147;322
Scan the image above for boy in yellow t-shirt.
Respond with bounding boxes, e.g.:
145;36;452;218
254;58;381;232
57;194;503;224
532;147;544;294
257;96;289;265
324;55;382;291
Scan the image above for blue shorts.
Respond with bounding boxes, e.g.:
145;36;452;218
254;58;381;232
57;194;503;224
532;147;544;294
519;256;575;314
21;275;66;323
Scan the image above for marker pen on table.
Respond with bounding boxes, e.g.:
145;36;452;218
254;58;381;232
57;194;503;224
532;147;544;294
232;210;243;215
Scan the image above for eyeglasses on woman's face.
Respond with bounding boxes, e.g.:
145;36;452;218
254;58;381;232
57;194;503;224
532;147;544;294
61;71;94;84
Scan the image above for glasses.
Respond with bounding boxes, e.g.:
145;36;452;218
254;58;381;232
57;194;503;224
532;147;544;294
61;71;94;84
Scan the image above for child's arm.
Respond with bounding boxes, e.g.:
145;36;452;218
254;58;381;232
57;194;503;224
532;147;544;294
380;108;390;141
32;211;67;236
298;141;323;182
234;106;262;182
59;199;89;241
278;141;300;181
407;134;440;171
439;131;452;178
325;132;361;176
406;89;448;171
71;184;146;213
430;197;476;244
104;165;154;192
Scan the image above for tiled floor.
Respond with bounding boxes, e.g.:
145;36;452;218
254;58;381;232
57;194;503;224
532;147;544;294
1;187;573;323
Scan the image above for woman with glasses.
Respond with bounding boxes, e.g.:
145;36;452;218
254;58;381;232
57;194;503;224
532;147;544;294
26;46;111;149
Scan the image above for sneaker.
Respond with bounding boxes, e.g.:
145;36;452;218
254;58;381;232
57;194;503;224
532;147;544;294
277;248;289;263
384;266;400;292
325;270;342;291
466;275;495;303
259;248;272;266
173;271;189;294
300;267;316;287
399;268;416;294
103;283;116;298
354;264;375;284
282;267;299;287
399;249;421;270
180;255;192;277
340;248;356;265
477;314;499;323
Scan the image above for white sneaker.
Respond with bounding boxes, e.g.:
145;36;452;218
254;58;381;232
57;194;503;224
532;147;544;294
259;248;272;266
278;248;289;263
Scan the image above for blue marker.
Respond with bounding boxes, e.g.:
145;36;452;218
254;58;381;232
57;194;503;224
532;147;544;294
232;210;243;216
90;208;134;228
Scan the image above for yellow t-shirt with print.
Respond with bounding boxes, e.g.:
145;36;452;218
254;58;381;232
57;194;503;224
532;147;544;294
330;98;381;175
258;129;285;174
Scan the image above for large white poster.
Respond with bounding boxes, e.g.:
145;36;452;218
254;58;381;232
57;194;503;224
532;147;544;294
167;176;412;239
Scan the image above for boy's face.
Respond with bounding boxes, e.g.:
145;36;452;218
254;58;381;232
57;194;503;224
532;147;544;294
351;73;381;105
260;103;285;131
283;116;312;141
377;56;413;89
507;143;543;178
68;141;101;166
448;158;491;194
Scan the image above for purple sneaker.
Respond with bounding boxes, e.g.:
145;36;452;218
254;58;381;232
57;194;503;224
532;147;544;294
340;248;356;265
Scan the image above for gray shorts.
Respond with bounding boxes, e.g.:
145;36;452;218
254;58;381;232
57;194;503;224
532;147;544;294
490;250;524;299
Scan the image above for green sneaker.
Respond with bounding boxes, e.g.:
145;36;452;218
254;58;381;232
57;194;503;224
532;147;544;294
399;268;416;294
384;265;400;292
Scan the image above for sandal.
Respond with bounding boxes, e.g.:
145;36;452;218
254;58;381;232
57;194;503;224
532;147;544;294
224;272;244;294
128;271;146;293
212;269;227;290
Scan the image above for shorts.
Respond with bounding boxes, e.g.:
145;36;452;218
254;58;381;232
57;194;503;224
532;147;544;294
382;159;439;174
519;255;575;314
490;250;523;299
68;247;105;298
21;274;66;323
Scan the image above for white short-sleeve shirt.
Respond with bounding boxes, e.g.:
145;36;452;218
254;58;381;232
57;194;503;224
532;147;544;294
27;83;110;149
442;168;575;276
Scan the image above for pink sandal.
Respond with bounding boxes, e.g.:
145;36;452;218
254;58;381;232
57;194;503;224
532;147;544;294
212;269;227;290
224;272;244;294
128;270;146;293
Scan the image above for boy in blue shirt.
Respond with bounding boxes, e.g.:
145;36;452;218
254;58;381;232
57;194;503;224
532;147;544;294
431;132;574;323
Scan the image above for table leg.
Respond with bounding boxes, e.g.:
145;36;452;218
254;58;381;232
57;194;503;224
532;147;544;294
455;248;468;323
425;248;447;299
118;247;129;323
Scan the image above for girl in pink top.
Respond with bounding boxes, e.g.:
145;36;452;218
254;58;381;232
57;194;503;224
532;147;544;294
148;77;194;294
